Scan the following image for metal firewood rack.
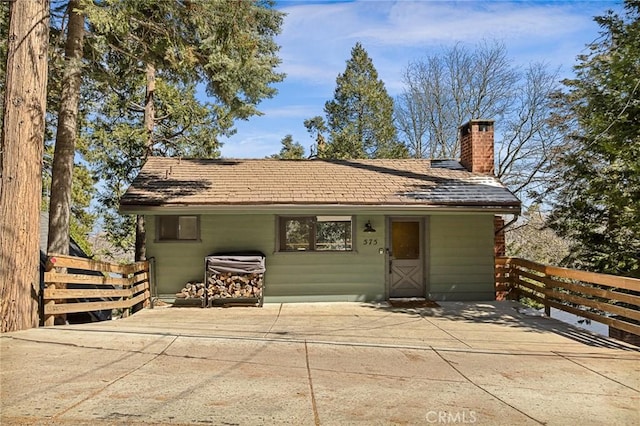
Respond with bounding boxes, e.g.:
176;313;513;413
204;251;266;307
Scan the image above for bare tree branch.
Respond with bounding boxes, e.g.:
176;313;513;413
396;40;564;205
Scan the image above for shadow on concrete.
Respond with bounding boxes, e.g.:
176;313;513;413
365;301;639;352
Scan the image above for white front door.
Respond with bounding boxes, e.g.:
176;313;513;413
389;219;424;298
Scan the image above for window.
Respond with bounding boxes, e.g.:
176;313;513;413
157;215;199;241
279;216;352;252
391;221;420;259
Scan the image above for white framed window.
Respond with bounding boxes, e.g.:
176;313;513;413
157;215;200;241
278;216;352;252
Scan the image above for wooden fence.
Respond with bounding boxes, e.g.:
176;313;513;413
43;254;150;326
496;257;640;337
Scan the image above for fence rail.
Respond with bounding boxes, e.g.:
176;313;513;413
43;254;150;326
496;257;640;337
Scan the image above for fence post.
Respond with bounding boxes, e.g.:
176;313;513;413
122;270;131;318
543;279;551;317
44;284;55;326
145;261;152;308
507;259;516;300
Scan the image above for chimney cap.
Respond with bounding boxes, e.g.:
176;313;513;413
458;119;494;132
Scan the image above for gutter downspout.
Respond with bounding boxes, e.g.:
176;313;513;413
494;214;519;301
495;214;519;236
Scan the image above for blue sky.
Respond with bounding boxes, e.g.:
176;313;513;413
218;0;623;159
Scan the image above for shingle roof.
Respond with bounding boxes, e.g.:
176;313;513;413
120;157;521;212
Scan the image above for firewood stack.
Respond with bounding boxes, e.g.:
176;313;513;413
204;252;266;307
175;281;206;299
206;271;264;300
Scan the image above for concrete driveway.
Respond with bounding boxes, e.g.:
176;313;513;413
1;301;639;425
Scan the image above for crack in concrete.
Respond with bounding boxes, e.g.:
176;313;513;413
432;348;547;425
263;303;283;338
50;335;179;420
419;311;473;349
305;340;321;426
552;351;640;393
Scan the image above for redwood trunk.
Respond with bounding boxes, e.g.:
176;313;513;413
0;0;50;332
48;0;85;257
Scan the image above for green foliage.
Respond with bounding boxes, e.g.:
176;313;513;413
314;42;407;159
41;147;96;255
518;297;545;310
86;0;284;119
270;134;305;159
81;0;285;250
506;205;570;265
86;77;223;252
548;1;640;278
304;116;328;157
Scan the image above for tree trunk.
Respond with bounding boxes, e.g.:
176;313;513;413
144;63;156;155
48;0;85;257
135;215;146;261
0;0;50;332
135;63;156;261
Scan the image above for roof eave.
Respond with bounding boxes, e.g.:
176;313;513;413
119;203;521;215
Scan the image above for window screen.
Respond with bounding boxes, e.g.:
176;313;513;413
157;215;199;241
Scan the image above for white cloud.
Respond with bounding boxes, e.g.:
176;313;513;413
221;132;282;158
260;104;321;119
220;0;620;158
277;0;612;84
277;62;338;85
355;1;595;46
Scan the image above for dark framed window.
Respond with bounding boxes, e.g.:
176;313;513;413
278;216;352;252
157;215;199;241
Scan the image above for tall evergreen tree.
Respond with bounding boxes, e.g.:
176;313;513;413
40;1;97;256
548;1;640;277
47;0;85;259
318;42;406;159
1;0;50;332
87;78;223;254
83;0;285;259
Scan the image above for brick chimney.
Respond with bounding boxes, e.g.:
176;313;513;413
459;119;494;175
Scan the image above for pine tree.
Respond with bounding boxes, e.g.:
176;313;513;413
548;1;640;277
320;42;406;159
40;2;97;256
270;135;305;159
47;0;85;259
83;0;285;259
1;0;50;332
87;78;225;255
304;116;328;157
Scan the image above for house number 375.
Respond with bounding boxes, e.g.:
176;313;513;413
363;239;378;246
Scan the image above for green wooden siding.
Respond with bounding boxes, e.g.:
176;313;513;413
146;214;386;302
428;215;495;300
146;212;496;302
146;214;272;296
266;251;384;302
